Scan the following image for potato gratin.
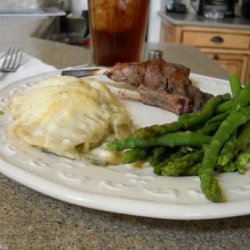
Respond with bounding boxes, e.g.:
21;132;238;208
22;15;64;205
7;76;134;165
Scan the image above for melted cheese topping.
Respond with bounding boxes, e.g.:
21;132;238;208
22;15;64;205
7;76;133;163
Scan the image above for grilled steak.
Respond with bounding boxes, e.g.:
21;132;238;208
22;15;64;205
105;58;212;114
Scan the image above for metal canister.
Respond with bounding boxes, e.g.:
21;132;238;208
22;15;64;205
148;49;163;60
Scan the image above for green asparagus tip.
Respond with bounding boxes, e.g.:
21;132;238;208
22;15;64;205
236;150;250;174
217;155;230;167
200;176;222;202
153;165;163;175
219;162;237;173
237;166;246;175
199;169;222;202
237;159;247;167
236;160;247;174
121;148;147;164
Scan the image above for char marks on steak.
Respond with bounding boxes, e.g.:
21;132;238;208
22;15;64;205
105;58;212;114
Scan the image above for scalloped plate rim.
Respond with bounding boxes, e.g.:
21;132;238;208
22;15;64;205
0;70;249;220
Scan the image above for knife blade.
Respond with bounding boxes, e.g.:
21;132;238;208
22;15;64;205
61;67;108;78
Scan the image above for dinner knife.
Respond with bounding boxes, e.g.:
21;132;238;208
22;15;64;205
61;67;141;102
61;67;108;78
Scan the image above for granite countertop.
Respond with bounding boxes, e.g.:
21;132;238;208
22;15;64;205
159;11;250;29
0;16;249;250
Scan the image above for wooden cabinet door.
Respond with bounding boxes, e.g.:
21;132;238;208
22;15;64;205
160;23;175;43
182;31;250;50
160;20;250;83
205;52;249;83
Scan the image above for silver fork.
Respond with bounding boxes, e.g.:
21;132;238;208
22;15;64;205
0;48;23;72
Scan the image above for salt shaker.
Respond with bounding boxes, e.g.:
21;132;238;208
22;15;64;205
148;49;163;60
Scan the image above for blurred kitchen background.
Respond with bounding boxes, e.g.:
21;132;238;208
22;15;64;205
0;0;249;43
0;0;249;81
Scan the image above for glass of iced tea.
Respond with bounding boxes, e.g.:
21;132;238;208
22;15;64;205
87;0;149;66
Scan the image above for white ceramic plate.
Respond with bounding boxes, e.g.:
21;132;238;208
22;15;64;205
0;72;249;220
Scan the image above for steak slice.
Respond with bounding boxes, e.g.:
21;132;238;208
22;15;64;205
139;85;193;114
106;61;145;88
106;58;212;114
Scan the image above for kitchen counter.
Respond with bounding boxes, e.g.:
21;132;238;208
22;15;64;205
159;11;250;30
0;16;229;78
0;17;249;250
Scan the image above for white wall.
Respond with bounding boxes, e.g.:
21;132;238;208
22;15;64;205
147;0;166;42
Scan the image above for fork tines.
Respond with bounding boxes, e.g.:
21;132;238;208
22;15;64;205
1;47;23;72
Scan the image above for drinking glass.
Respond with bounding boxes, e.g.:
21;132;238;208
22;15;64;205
87;0;149;66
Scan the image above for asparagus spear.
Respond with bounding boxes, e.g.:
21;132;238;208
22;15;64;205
197;111;230;135
229;73;242;98
215;82;250;113
134;121;182;140
152;146;167;159
215;73;240;113
215;99;233;114
235;121;250;153
159;150;203;176
217;162;237;173
200;81;250;201
183;163;201;176
135;94;230;139
217;131;237;167
233;82;250;109
200;106;250;202
235;150;250;174
121;148;147;164
178;93;230;127
149;146;173;166
106;131;211;151
151;148;186;175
